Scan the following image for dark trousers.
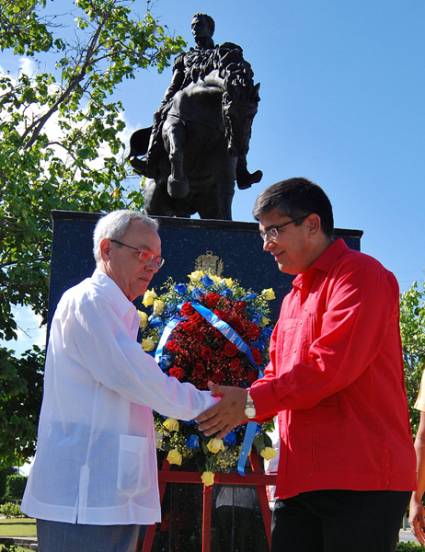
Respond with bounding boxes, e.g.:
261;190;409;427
271;490;410;552
216;506;268;552
37;519;145;552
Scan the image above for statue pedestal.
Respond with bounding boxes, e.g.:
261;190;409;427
140;452;276;552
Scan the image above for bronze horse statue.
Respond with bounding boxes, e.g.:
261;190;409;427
129;68;262;220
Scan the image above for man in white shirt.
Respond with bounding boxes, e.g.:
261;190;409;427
21;210;218;552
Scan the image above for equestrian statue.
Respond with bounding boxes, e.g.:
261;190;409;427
129;13;262;220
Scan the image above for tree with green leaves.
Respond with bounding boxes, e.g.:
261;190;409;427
0;0;185;468
400;280;425;435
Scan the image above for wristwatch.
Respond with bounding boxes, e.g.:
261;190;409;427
244;390;256;419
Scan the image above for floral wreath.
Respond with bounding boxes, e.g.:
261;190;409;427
139;270;277;485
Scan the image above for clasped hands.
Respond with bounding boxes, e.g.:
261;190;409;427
196;381;249;439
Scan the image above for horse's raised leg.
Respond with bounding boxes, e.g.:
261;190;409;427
163;118;189;199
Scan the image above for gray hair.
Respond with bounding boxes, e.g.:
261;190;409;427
93;210;158;265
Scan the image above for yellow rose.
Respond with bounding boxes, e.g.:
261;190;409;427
223;277;234;287
260;447;277;461
188;270;204;282
207;438;225;454
261;288;276;301
137;310;148;330
142;289;157;307
210;275;222;284
201;471;215;486
153;299;165;315
261;316;270;327
141;337;156;352
167;449;182;466
163;418;179;432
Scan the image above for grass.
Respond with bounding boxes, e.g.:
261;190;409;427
0;547;34;552
0;518;36;538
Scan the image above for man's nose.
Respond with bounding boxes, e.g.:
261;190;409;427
263;239;274;253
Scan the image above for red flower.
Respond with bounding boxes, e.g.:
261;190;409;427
203;292;221;309
224;341;238;357
169;366;185;380
213;308;230;322
181;302;195;317
230;358;241;372
180;319;198;332
199;345;213;361
251;347;262;365
166;340;182;353
234;301;247;314
245;322;261;341
247;370;257;384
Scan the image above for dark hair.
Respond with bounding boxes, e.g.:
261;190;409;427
192;13;215;36
253;177;334;237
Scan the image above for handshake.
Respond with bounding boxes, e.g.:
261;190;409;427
197;381;254;438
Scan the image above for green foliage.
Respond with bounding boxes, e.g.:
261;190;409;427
0;502;24;518
400;281;425;435
0;0;185;468
0;0;53;56
396;543;422;551
0;469;16;502
0;348;44;468
4;474;27;501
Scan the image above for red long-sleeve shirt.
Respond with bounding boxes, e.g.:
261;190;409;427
250;239;416;499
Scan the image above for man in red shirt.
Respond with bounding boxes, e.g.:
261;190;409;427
197;178;416;552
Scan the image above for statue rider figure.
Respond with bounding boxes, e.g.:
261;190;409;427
137;13;262;190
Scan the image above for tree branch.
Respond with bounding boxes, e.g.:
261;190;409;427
22;13;109;149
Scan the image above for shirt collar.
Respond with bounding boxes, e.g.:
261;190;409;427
91;269;137;318
292;239;349;289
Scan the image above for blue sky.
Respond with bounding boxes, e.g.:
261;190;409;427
2;0;425;354
119;0;425;291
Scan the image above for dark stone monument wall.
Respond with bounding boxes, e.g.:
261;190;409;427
49;211;362;325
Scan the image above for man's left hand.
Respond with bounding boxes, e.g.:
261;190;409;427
197;381;248;438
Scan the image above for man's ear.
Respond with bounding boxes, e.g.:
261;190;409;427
306;213;321;236
99;238;112;262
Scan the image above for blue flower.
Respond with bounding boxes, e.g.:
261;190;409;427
262;327;273;339
159;355;173;370
222;288;233;298
223;431;237;446
148;315;163;328
175;283;188;295
191;288;203;301
251;313;261;324
253;340;265;352
164;304;177;317
186;434;200;449
201;274;214;287
243;292;257;300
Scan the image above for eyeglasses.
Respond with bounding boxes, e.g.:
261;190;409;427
259;215;309;242
110;239;165;270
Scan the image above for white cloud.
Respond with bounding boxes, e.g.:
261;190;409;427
19;56;37;78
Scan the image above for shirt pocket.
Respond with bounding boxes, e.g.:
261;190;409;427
117;434;152;497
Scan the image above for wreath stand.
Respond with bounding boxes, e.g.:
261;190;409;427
140;451;276;552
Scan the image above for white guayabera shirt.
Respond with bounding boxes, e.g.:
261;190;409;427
21;269;217;525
